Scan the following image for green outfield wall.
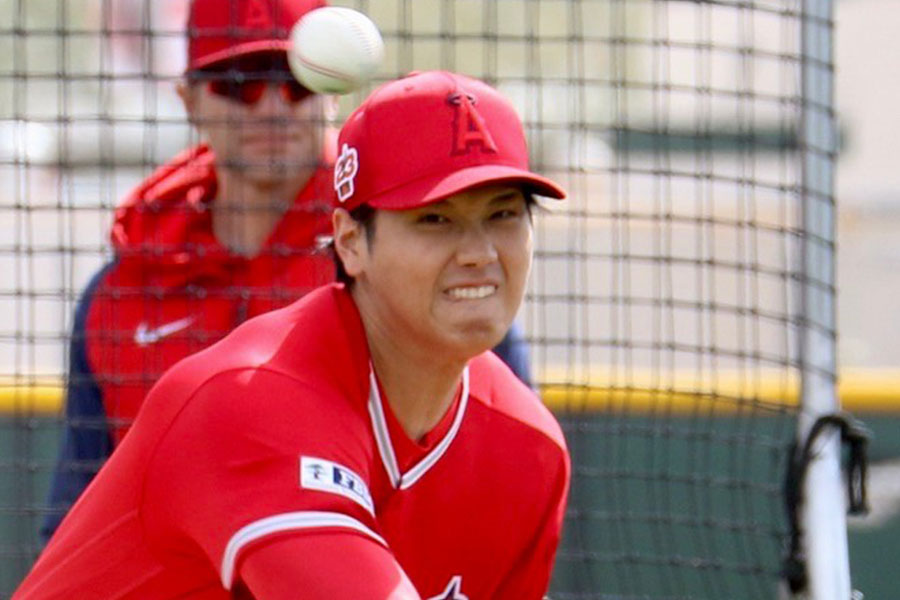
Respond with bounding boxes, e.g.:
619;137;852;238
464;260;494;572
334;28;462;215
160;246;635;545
2;386;898;598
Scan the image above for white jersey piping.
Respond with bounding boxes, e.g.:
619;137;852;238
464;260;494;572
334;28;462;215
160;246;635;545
220;510;386;589
368;365;470;490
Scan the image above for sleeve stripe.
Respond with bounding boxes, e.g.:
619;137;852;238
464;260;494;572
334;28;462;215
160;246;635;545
220;510;387;589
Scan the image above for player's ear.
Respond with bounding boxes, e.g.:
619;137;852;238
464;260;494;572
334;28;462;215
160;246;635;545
332;208;367;278
177;79;198;125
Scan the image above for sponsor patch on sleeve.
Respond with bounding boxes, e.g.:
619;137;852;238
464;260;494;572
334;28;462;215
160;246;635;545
300;456;374;515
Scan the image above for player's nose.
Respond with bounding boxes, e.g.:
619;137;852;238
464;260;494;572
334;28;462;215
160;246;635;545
456;223;498;268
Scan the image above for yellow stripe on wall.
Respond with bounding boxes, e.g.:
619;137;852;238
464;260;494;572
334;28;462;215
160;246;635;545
0;382;65;415
2;368;900;416
540;368;900;414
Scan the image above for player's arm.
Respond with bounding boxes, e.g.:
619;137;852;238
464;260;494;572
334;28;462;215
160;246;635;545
40;263;115;545
141;369;415;597
238;531;421;599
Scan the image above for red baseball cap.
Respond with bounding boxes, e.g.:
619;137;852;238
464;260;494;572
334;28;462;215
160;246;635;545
333;71;566;211
186;0;326;71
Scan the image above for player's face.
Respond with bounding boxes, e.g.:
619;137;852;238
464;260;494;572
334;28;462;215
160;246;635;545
180;54;330;187
345;184;533;361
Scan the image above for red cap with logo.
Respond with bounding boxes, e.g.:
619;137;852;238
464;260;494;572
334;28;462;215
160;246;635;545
333;71;566;211
186;0;327;71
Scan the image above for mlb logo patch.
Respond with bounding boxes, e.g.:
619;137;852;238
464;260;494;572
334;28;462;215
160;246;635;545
300;456;374;515
334;143;359;202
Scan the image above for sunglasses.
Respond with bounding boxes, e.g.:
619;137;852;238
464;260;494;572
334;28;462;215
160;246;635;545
191;56;314;106
206;74;313;106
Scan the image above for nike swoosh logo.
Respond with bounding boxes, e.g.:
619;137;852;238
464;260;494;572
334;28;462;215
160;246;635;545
134;316;196;347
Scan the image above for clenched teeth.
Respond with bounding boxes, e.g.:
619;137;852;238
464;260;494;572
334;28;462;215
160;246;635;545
448;285;497;300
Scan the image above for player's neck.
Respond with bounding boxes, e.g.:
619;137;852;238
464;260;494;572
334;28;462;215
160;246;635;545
372;357;462;443
364;322;465;443
212;171;301;257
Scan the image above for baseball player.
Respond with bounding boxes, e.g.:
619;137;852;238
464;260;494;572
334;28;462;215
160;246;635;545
17;71;569;599
42;0;533;544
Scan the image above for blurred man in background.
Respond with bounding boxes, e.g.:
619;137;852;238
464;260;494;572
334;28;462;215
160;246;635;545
40;0;335;542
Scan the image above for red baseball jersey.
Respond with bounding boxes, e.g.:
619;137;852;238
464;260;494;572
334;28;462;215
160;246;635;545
16;284;570;600
94;143;335;444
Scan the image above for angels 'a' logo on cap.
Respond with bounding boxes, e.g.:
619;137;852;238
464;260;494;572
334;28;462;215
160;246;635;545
448;92;498;155
243;0;273;28
334;143;359;202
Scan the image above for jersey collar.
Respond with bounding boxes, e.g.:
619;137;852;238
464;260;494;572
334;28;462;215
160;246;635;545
367;365;470;490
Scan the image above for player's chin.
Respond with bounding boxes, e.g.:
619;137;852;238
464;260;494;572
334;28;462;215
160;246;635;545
446;320;510;358
436;298;513;350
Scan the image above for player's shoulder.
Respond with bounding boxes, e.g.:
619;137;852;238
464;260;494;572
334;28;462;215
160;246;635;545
138;363;369;467
467;351;567;454
156;363;367;446
176;284;353;373
140;284;369;425
225;283;367;385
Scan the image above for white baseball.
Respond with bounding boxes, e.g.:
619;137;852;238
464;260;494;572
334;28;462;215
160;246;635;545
288;7;384;95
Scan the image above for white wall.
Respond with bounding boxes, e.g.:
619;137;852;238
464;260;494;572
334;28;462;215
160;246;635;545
835;0;900;366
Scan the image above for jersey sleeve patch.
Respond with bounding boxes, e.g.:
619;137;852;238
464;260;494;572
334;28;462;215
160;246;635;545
300;456;374;515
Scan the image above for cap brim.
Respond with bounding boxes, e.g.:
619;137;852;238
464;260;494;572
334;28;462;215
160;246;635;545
369;164;566;210
189;40;292;71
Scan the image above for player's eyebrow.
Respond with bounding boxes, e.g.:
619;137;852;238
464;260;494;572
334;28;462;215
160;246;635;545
488;190;525;206
488;190;525;205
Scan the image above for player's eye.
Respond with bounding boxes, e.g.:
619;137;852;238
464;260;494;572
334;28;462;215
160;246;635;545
416;213;450;225
491;208;517;219
489;204;525;221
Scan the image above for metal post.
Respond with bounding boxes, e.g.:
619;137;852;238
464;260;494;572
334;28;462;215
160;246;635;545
798;1;850;598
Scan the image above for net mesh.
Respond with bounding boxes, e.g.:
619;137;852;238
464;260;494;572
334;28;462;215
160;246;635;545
1;0;822;597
